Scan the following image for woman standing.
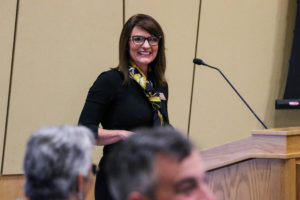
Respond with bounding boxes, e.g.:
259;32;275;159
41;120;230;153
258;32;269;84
79;14;170;200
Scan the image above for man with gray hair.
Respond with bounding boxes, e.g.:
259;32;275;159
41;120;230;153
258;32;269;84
23;125;95;200
105;127;214;200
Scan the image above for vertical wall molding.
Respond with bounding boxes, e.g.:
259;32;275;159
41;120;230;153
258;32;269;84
123;0;125;25
187;0;202;136
1;0;20;175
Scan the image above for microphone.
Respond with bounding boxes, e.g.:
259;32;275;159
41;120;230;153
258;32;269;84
193;58;268;129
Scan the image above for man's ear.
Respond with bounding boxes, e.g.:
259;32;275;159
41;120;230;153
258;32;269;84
127;192;150;200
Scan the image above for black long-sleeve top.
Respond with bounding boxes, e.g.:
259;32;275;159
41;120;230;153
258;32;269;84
78;69;170;200
78;69;170;155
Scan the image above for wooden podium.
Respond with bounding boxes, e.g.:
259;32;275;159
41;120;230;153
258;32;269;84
201;127;300;200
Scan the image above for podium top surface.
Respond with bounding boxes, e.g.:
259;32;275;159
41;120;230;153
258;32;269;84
201;127;300;171
252;126;300;136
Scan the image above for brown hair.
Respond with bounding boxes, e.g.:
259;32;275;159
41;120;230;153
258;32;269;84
116;14;166;86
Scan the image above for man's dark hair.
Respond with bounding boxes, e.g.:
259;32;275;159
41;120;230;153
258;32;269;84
105;127;193;200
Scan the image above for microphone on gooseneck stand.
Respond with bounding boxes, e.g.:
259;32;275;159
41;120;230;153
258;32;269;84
193;58;268;129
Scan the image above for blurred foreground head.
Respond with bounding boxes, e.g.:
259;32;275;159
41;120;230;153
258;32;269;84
106;127;214;200
24;125;94;200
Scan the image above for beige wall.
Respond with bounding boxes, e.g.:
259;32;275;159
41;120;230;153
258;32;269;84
190;0;299;149
2;0;122;174
0;0;299;174
0;0;17;172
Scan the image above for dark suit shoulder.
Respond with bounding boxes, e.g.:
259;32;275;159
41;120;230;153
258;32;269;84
95;69;123;84
92;69;123;89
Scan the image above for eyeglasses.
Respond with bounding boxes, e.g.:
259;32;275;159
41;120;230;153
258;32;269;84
131;36;160;46
92;164;98;175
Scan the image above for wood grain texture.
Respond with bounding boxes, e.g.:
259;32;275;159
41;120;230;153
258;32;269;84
201;137;253;170
0;175;96;200
201;127;300;170
203;128;300;200
206;158;283;200
0;159;298;200
0;175;26;200
296;161;300;200
281;159;296;200
252;126;300;136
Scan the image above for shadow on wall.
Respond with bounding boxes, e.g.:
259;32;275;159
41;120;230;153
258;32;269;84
266;0;300;127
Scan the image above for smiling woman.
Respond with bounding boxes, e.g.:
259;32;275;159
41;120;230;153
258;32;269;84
78;14;171;200
129;26;159;76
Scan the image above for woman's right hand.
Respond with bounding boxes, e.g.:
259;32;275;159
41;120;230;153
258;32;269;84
96;128;134;146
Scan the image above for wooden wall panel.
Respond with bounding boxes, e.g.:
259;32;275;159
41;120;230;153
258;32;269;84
125;0;199;132
2;159;298;200
0;0;17;173
3;0;123;174
0;175;26;199
296;160;300;200
207;158;283;200
0;175;97;200
190;0;299;150
281;159;296;200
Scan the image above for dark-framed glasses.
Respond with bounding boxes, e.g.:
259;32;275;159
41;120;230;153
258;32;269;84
131;36;160;46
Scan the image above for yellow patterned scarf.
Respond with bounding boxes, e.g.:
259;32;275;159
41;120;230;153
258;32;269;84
129;61;164;127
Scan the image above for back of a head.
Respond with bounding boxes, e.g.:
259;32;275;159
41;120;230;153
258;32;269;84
105;127;193;200
23;125;94;200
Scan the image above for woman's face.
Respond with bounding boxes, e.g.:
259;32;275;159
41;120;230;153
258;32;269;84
129;26;159;69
